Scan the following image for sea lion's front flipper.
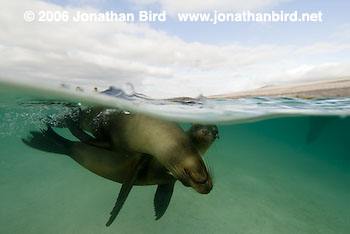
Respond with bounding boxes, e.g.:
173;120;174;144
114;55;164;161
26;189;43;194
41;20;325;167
154;182;175;220
67;119;112;149
106;157;149;226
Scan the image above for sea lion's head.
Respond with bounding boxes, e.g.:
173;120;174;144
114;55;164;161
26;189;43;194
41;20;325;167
188;124;219;147
192;124;219;138
157;124;217;194
180;156;213;194
167;147;212;194
162;125;218;194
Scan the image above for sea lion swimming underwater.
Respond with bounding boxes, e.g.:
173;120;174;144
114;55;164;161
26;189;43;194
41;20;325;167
23;108;218;225
76;108;214;194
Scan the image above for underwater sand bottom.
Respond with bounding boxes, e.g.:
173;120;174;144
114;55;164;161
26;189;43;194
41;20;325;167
0;122;349;234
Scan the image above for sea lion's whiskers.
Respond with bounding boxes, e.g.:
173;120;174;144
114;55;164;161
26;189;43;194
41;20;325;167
206;159;214;182
173;164;186;178
168;163;187;180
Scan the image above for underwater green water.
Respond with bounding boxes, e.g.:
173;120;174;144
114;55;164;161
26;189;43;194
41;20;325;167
1;107;349;233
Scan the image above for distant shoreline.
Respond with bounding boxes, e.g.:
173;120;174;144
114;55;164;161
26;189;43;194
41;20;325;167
165;77;350;102
208;77;350;99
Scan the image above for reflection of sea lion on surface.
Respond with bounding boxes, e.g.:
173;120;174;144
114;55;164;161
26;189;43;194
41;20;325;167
23;108;218;225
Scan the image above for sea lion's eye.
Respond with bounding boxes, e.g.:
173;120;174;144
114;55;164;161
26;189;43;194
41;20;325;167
193;124;200;129
211;127;219;138
203;129;209;135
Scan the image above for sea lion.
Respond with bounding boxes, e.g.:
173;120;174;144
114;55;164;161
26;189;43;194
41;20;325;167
67;118;218;224
67;119;218;224
76;108;213;195
23;118;218;225
64;121;218;186
73;108;217;225
187;124;219;155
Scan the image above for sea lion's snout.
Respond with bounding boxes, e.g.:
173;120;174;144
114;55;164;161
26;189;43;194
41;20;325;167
186;169;207;184
212;126;219;139
187;170;212;194
180;158;213;194
208;125;219;139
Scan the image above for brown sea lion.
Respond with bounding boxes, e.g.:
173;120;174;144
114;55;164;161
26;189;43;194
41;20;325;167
23;117;218;225
76;108;213;195
71;108;217;224
65;122;218;186
67;119;218;224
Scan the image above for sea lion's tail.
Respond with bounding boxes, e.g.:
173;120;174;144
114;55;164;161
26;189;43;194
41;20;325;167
22;125;73;156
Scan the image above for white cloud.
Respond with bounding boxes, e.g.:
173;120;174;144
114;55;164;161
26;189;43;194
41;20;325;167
0;0;349;98
331;24;350;40
130;0;289;14
296;42;350;54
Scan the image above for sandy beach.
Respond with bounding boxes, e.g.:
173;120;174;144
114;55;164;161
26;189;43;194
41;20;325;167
210;77;350;99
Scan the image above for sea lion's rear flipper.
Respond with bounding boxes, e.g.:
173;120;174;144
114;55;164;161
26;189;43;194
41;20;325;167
22;125;73;155
106;157;149;226
154;182;175;220
67;119;112;149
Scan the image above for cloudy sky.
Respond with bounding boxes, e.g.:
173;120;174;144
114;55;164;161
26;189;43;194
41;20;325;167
0;0;349;97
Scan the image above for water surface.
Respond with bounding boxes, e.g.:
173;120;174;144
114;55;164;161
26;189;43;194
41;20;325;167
0;85;349;234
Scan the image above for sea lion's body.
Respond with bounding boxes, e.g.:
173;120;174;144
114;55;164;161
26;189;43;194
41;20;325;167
79;108;196;160
77;108;214;194
23;108;218;224
66;119;217;186
68;142;173;185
